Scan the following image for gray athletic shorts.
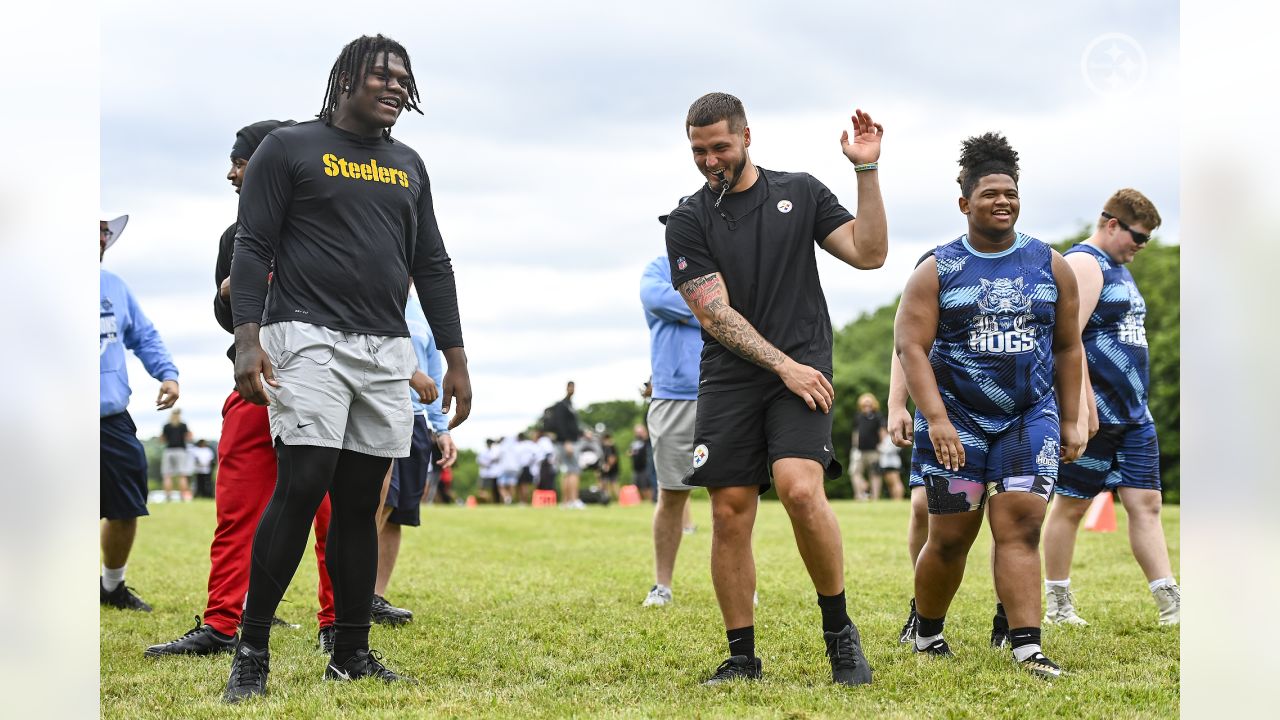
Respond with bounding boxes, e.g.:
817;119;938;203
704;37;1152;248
261;321;415;458
161;447;192;476
649;398;697;492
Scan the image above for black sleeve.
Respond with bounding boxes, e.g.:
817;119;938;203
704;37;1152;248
664;207;716;290
213;222;237;334
409;165;463;350
231;132;292;327
808;174;855;244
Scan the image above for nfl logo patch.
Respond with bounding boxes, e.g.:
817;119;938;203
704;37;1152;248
692;444;709;468
677;256;688;271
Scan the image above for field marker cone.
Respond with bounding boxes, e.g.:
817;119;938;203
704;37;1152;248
1084;491;1117;532
618;484;641;506
532;489;558;507
465;495;477;508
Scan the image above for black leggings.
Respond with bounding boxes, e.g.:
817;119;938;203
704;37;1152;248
241;442;389;655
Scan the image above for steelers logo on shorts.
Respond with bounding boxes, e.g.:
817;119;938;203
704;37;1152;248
692;444;709;468
777;200;793;214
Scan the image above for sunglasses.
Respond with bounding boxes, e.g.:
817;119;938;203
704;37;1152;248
1101;212;1150;245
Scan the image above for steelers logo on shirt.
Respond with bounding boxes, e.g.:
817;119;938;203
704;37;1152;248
692;444;709;468
777;200;793;214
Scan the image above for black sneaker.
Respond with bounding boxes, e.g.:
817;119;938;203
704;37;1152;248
1019;651;1063;679
324;649;415;683
222;643;270;703
824;624;873;686
270;615;300;630
145;616;236;658
913;637;954;657
898;599;918;644
101;581;152;612
371;594;413;626
318;626;335;655
703;655;762;685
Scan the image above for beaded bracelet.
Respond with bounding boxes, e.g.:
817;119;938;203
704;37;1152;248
854;162;878;173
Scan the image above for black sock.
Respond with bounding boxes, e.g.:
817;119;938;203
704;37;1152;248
817;590;852;635
993;602;1009;632
727;625;755;659
331;621;371;664
1009;626;1041;650
916;614;946;638
239;614;271;651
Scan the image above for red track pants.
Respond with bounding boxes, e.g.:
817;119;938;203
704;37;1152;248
204;390;334;636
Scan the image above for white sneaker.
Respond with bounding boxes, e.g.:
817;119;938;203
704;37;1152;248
643;585;673;607
1044;585;1088;625
683;525;697;535
1152;583;1180;625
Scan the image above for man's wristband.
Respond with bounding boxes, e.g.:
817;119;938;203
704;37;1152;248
854;162;878;173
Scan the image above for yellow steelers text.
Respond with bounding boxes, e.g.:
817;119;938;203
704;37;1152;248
321;153;410;187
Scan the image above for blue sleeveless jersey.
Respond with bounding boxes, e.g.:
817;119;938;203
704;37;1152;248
930;233;1058;430
1065;243;1152;424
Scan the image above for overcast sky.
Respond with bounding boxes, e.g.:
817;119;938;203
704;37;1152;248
100;1;1178;450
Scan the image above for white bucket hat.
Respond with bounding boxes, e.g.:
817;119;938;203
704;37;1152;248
101;213;129;252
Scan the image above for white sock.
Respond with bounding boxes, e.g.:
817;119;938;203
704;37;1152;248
102;565;126;591
1045;579;1070;590
1012;643;1042;662
1149;577;1176;592
915;632;943;651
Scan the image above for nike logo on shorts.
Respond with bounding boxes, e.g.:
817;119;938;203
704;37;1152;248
297;422;314;429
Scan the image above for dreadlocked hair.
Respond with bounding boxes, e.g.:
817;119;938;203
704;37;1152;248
317;34;423;141
957;132;1019;198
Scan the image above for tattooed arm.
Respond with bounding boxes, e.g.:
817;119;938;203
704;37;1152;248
678;272;834;413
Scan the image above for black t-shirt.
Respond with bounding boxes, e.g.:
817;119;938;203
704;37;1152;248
163;422;188;448
855;411;884;450
665;168;853;390
231;120;462;347
214;222;238;362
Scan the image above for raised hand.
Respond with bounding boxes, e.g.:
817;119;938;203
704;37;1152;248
840;108;884;166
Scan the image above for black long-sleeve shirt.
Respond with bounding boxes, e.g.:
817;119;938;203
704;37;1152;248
213;221;237;361
230;120;463;348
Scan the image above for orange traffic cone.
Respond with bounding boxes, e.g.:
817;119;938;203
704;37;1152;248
618;484;641;506
532;489;558;507
465;495;477;508
1083;491;1117;532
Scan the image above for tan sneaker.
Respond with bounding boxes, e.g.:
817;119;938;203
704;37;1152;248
1152;583;1180;625
1044;585;1088;625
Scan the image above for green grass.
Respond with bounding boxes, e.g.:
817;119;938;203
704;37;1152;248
101;497;1178;719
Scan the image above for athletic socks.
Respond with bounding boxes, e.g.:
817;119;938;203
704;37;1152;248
727;626;755;659
101;565;126;592
915;614;945;650
993;602;1009;633
239;614;272;652
817;590;853;635
1045;578;1070;590
1009;626;1042;662
1148;577;1176;592
332;622;372;665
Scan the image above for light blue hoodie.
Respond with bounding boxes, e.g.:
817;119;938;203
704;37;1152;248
406;295;449;434
640;256;702;401
100;269;178;417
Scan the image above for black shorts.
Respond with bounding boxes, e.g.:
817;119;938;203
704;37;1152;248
386;416;433;526
685;380;842;494
517;467;534;485
101;411;150;520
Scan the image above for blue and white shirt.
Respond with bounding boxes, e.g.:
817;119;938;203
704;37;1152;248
1065;243;1152;424
405;295;448;434
930;233;1058;431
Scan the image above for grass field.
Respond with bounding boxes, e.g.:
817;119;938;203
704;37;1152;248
100;496;1178;719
